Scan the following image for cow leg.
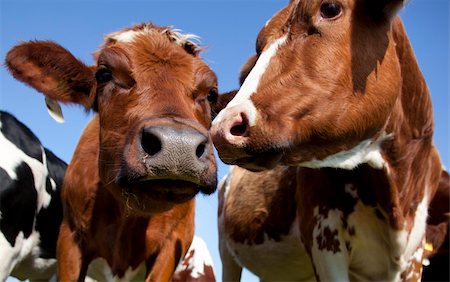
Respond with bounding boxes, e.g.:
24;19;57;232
145;241;184;282
219;236;242;282
308;213;350;281
0;236;19;281
145;256;177;282
57;221;87;281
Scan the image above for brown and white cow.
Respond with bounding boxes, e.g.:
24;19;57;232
218;164;449;281
6;23;218;281
218;165;312;281
211;0;443;280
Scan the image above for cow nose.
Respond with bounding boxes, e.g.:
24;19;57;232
140;125;209;174
211;106;250;147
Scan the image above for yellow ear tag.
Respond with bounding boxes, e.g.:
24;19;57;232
425;242;434;252
45;97;65;123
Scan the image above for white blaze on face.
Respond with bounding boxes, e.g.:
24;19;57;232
213;35;288;127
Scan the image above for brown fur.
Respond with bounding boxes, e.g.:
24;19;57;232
212;1;443;280
220;166;297;245
6;23;218;281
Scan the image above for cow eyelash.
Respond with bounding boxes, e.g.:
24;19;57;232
95;67;113;84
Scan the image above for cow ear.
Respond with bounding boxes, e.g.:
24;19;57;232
362;0;408;21
239;54;257;86
5;41;96;111
212;90;238;118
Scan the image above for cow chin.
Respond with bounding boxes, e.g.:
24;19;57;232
110;177;216;215
107;181;193;215
224;151;283;172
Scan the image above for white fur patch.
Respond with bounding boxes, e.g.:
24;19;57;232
0;231;55;281
213;35;288;127
404;191;429;260
0;128;48;198
87;258;145;282
0;231;23;281
300;133;393;170
165;28;200;47
108;25;200;50
174;236;214;279
110;29;141;43
0;118;56;212
223;215;315;281
310;206;348;281
219;166;234;200
389;190;428;281
346;202;400;280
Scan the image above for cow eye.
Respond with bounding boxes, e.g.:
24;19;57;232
207;89;218;104
95;68;113;84
320;2;342;19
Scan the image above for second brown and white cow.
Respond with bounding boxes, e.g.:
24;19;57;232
212;0;443;281
6;22;218;281
218;164;449;281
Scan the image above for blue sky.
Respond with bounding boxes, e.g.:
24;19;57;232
1;1;448;281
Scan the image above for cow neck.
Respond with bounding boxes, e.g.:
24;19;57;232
376;18;441;228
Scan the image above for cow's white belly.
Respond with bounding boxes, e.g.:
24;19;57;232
310;190;429;281
225;217;315;281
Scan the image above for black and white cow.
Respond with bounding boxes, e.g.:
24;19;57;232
0;110;67;281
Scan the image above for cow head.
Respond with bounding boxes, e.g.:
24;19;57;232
211;0;409;171
6;23;218;214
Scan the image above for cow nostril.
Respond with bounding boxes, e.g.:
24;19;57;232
141;130;162;156
230;113;249;137
196;142;207;159
230;123;248;136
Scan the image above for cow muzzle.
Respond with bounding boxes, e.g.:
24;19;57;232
115;120;217;213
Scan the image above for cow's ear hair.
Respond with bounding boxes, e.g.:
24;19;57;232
5;41;96;110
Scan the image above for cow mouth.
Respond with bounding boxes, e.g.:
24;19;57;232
106;178;203;214
113;161;217;214
118;177;202;204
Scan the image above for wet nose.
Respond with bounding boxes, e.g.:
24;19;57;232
141;125;210;177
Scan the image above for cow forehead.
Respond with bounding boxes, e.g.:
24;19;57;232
104;23;201;55
95;23;213;91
